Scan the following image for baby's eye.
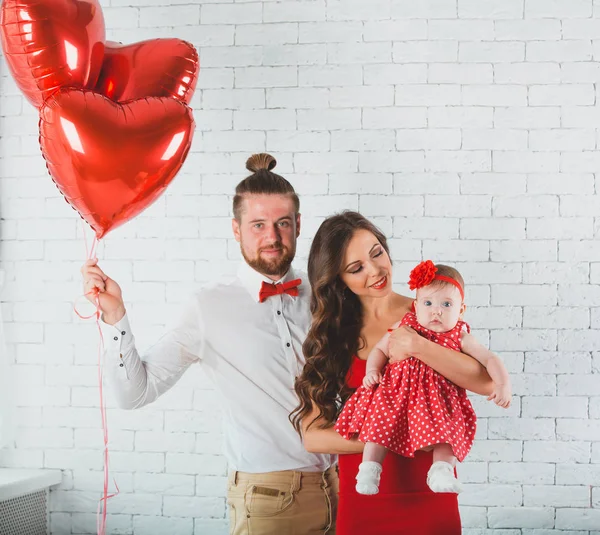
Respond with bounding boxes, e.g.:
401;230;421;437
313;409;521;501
424;300;432;306
443;301;452;307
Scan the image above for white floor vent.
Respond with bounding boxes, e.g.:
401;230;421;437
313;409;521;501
0;488;48;535
0;470;62;535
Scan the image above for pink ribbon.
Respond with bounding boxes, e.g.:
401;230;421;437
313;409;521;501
73;227;119;535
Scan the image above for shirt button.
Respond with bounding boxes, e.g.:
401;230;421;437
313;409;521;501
277;311;281;315
119;363;124;367
113;337;118;341
121;331;126;335
286;342;291;347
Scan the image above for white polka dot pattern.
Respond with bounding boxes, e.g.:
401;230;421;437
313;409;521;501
335;312;477;462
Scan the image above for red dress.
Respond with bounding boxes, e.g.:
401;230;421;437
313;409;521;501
336;356;462;535
335;312;476;462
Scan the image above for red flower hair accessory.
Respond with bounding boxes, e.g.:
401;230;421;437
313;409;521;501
408;260;464;300
409;260;437;291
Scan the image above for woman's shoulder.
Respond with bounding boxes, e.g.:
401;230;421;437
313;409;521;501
392;293;413;316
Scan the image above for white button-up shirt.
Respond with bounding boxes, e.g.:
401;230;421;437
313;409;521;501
101;262;334;473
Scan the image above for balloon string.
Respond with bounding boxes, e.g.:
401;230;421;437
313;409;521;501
74;225;119;535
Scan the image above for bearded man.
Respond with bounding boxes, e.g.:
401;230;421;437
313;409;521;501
81;153;338;535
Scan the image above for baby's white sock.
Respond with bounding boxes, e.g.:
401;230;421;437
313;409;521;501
355;461;383;495
427;461;463;494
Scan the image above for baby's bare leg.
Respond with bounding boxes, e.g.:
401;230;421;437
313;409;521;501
432;442;457;466
363;442;388;464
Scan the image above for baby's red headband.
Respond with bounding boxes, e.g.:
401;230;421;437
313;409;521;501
408;260;464;301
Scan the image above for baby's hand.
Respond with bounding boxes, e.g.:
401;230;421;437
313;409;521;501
362;370;382;389
487;383;512;408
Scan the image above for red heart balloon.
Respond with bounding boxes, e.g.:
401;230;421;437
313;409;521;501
39;89;195;239
0;0;105;108
94;39;199;104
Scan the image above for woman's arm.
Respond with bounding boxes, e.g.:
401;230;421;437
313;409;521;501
302;405;364;455
388;325;493;396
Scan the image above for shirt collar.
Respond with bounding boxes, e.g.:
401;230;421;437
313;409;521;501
237;261;299;303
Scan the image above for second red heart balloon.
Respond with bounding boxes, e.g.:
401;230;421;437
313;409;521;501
0;0;105;107
39;89;195;239
94;39;199;104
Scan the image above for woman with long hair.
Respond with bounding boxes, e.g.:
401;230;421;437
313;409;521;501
291;211;493;535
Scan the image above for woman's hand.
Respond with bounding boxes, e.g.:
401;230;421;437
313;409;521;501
388;325;421;364
362;370;382;389
488;383;512;408
80;259;126;324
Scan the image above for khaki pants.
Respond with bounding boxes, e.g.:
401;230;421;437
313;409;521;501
227;465;338;535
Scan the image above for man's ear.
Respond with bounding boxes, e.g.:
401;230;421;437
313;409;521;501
296;213;301;238
232;218;241;243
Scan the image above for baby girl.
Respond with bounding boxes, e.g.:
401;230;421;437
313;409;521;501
335;260;512;495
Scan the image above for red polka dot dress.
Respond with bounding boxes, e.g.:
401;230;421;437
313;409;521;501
335;311;476;462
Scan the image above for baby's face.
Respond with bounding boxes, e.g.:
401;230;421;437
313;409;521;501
414;283;465;333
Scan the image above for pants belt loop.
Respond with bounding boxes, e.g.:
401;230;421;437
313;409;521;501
291;470;302;493
321;469;327;489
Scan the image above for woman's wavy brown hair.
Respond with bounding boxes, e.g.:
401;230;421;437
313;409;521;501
291;211;390;434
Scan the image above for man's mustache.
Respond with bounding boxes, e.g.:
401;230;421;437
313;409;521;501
260;243;285;252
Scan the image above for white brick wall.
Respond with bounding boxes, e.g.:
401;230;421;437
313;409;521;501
1;0;600;534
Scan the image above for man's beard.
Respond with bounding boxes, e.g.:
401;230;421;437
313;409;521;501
242;242;296;277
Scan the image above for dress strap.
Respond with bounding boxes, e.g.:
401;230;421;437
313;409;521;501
457;320;471;334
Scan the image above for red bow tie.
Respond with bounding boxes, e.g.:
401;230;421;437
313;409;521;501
259;278;302;303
